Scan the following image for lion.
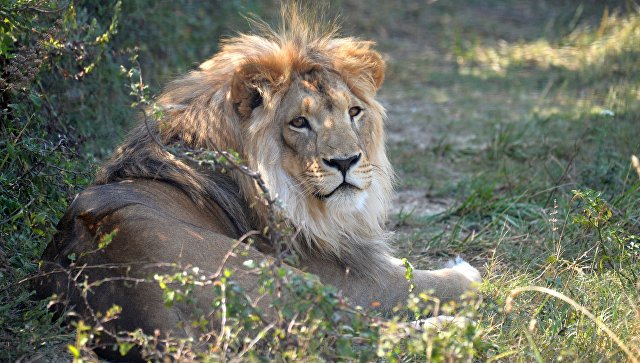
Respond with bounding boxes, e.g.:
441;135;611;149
35;5;480;360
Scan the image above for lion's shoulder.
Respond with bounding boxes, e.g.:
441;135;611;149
55;180;239;252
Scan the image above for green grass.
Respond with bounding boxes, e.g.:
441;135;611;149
1;0;639;361
379;1;640;361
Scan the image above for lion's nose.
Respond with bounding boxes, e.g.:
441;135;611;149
323;154;361;176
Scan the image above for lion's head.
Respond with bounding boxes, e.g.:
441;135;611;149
96;8;395;277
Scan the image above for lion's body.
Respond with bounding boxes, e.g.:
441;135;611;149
35;6;480;360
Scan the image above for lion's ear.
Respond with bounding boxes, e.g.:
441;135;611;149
331;42;386;92
230;63;265;119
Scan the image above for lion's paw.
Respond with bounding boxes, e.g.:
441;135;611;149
411;315;473;330
446;256;482;283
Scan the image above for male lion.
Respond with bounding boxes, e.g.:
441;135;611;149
35;5;480;360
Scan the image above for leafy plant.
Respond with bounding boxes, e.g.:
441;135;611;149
571;188;639;282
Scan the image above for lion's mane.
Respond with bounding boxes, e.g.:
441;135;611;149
95;6;395;279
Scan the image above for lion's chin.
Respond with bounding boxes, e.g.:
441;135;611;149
323;186;369;211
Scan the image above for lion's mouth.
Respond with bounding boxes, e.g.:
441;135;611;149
313;182;360;200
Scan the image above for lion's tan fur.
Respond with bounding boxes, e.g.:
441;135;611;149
97;6;395;279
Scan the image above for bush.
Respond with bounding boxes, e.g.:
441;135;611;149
0;0;266;359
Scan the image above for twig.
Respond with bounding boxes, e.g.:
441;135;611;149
230;322;276;363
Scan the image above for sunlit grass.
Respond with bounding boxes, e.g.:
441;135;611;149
462;10;640;76
385;5;640;362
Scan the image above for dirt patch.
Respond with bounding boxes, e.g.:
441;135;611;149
389;189;452;219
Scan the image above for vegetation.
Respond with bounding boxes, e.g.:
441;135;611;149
1;0;638;361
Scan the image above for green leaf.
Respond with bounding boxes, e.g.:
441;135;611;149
118;342;134;356
67;344;80;358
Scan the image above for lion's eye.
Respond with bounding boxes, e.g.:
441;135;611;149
349;106;363;119
289;116;310;129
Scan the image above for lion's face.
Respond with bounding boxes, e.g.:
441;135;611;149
277;71;376;210
179;35;395;253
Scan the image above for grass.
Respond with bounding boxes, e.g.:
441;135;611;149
377;1;640;361
1;0;639;361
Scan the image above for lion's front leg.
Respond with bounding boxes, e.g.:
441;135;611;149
304;256;481;312
410;257;481;301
